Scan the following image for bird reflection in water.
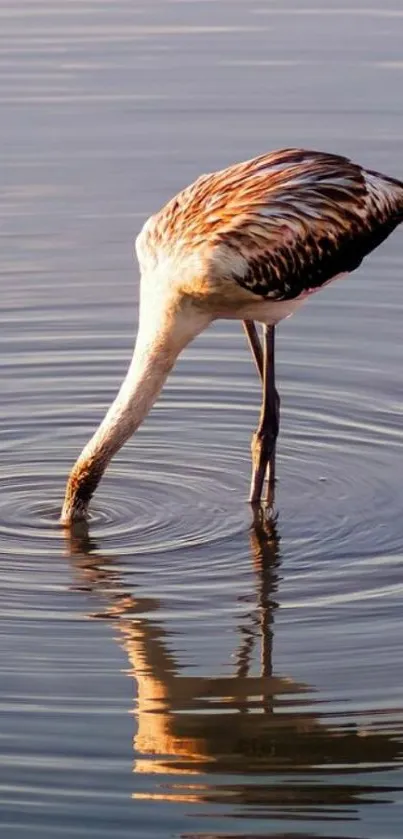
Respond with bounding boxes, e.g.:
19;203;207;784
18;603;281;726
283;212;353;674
65;509;403;819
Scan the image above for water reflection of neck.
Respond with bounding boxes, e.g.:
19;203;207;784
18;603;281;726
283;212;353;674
65;513;403;805
65;508;293;773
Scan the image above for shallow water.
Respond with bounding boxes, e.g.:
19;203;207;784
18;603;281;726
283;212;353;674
1;1;403;837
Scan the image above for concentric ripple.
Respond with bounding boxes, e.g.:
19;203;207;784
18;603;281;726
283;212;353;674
1;374;402;563
1;317;403;571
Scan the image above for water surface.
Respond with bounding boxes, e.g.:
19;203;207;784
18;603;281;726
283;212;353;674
1;1;403;837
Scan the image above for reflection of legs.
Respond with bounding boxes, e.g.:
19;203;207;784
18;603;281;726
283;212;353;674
249;325;279;504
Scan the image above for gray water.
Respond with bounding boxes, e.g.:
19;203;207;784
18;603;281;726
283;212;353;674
1;1;403;837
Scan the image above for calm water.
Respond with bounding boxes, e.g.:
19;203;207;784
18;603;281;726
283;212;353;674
1;1;403;837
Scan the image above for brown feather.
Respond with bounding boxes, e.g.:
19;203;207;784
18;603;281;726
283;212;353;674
136;148;403;302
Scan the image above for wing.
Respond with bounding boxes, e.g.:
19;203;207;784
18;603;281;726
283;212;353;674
138;148;403;301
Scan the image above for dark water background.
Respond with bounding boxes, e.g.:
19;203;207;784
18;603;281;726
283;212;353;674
1;1;403;837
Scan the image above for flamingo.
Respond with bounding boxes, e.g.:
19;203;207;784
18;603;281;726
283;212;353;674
61;148;403;524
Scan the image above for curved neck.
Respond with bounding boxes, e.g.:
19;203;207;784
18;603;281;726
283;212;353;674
61;301;209;524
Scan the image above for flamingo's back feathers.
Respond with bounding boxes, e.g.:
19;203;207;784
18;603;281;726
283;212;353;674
137;148;403;302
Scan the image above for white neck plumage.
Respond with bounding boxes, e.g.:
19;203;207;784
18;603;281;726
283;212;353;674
60;294;210;525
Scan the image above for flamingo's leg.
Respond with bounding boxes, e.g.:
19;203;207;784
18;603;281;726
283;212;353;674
249;325;279;504
242;320;263;381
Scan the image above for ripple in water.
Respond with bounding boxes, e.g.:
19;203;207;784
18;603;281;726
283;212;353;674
2;353;403;572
